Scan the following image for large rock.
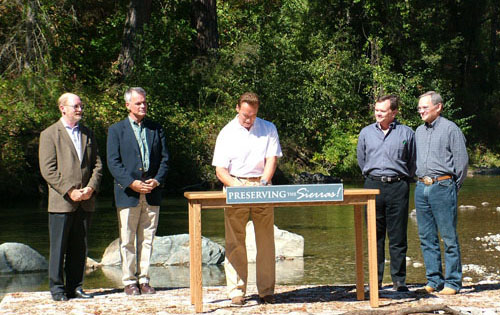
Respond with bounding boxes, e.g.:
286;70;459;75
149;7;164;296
100;259;304;288
245;221;304;263
0;243;48;273
101;265;225;288
101;234;225;266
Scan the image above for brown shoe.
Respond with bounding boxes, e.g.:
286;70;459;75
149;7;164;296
140;283;156;294
416;285;435;294
258;295;275;304
439;287;457;295
124;284;140;296
231;296;245;306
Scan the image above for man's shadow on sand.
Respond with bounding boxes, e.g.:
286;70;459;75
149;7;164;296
272;283;500;305
206;282;500;311
90;286;185;297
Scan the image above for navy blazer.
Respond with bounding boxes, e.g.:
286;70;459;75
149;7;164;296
107;118;169;208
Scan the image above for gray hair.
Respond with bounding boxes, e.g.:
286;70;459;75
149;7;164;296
124;87;147;102
419;91;443;106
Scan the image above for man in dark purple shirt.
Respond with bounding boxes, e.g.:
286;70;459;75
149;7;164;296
357;94;416;292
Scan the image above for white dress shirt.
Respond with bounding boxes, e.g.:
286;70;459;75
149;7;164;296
212;116;282;177
61;118;82;162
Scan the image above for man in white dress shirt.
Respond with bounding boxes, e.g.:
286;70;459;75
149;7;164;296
212;92;282;305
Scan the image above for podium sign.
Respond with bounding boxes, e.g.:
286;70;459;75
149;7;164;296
226;183;343;204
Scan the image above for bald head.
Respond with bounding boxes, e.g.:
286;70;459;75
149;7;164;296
58;93;80;108
58;93;83;126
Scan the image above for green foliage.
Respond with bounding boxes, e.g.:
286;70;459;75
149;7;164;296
0;0;499;200
469;145;500;168
311;121;362;178
0;71;63;197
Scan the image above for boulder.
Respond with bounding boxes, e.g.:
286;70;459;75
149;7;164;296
101;234;225;266
100;238;121;266
101;265;225;288
245;221;304;263
0;242;48;273
86;257;101;272
100;259;304;288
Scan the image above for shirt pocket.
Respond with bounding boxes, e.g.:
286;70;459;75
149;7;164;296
389;139;407;160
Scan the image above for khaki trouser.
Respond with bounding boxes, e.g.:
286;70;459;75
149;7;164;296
117;194;160;286
224;178;275;298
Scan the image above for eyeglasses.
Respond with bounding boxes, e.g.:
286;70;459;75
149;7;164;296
417;103;441;113
65;104;84;110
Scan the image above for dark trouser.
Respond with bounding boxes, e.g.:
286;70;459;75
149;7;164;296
48;208;92;296
364;177;409;284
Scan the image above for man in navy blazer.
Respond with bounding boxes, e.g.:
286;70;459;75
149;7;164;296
107;87;169;296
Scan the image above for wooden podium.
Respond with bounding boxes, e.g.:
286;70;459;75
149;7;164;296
184;188;380;312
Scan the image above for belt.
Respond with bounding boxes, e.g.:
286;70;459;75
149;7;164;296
418;175;452;185
233;176;260;181
367;175;406;183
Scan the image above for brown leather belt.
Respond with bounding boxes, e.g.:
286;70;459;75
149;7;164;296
233;176;260;182
418;175;452;185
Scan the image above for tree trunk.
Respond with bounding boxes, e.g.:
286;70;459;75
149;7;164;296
192;0;219;55
488;2;498;90
24;0;35;70
118;0;152;78
370;37;382;100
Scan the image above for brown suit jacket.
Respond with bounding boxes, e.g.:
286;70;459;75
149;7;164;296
39;119;103;213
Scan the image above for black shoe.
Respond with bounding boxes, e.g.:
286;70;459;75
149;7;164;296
52;293;68;301
68;288;93;299
393;281;409;292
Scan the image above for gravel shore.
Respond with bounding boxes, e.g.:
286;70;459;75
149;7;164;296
1;282;500;314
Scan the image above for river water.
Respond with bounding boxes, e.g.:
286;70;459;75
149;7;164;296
1;176;499;295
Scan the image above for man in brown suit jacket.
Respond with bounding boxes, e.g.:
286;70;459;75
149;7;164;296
39;93;102;301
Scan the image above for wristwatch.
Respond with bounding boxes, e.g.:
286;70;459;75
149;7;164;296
260;179;269;186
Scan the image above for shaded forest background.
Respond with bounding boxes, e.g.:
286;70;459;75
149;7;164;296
1;0;499;200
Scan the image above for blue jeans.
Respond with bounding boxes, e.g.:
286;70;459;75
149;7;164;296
415;179;461;291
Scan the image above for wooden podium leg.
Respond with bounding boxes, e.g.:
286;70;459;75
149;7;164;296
189;202;195;305
366;198;379;307
193;203;203;313
354;205;364;301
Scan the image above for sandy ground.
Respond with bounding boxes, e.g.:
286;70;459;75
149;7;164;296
1;283;500;314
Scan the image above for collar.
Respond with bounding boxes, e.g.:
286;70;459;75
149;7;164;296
425;115;441;129
233;115;258;132
128;116;145;126
60;117;79;130
375;120;397;131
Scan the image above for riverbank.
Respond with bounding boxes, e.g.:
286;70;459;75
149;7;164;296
1;282;500;314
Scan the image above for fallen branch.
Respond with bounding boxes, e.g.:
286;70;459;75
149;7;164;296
344;304;463;315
